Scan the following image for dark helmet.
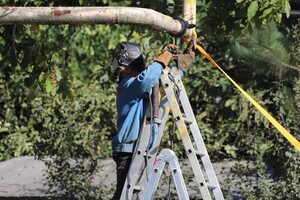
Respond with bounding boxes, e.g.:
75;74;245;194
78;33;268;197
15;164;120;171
112;42;146;76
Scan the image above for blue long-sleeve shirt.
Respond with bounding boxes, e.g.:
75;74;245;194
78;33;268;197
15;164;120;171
112;62;164;153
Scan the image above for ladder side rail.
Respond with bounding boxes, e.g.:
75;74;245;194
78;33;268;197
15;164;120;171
160;69;212;200
148;96;170;154
142;152;167;200
176;75;224;199
146;96;171;172
120;118;152;200
136;97;171;199
168;150;190;200
121;95;172;199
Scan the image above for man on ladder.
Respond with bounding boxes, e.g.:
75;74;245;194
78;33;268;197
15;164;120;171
111;37;205;200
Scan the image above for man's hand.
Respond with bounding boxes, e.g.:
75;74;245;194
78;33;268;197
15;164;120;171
178;36;205;72
162;44;178;54
154;44;178;68
192;36;206;51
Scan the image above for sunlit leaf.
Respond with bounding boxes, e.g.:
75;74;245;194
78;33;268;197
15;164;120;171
45;76;53;94
284;0;291;18
54;66;62;82
247;1;259;21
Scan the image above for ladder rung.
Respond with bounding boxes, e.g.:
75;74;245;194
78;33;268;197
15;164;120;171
194;150;205;157
143;152;153;158
133;185;144;191
182;116;193;124
206;183;217;190
153;118;162;124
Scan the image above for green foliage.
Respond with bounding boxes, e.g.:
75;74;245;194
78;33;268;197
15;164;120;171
232;22;291;76
28;73;117;198
182;12;300;198
0;65;39;160
201;0;291;38
219;21;300;199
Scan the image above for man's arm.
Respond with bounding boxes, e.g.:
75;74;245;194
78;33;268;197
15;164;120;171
128;62;163;96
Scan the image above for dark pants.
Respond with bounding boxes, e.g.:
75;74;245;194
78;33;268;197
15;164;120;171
112;152;133;200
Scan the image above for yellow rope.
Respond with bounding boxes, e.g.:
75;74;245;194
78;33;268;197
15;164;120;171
189;30;300;152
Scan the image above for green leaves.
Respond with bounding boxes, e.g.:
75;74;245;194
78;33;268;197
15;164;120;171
247;1;259;22
284;0;291;18
44;66;72;98
204;0;291;36
260;7;273;19
54;66;62;82
232;21;291;75
224;145;238;158
30;79;116;198
45;75;53;93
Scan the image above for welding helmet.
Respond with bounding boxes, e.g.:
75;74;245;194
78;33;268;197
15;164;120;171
112;42;146;76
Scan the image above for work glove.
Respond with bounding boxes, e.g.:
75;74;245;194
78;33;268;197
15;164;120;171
154;44;178;68
177;36;205;72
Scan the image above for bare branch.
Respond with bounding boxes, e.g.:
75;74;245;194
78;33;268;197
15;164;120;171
0;7;184;36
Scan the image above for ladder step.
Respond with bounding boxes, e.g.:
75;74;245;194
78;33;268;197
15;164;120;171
143;152;154;159
153;118;162;124
182;116;193;124
194;150;205;157
133;185;144;191
206;183;217;190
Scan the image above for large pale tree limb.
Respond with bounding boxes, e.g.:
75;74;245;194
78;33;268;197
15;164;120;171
183;0;196;24
183;0;196;38
0;7;187;37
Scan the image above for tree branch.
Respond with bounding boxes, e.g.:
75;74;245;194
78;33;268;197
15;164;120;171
0;7;185;36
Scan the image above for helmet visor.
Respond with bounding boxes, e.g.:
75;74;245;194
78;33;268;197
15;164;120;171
112;58;121;76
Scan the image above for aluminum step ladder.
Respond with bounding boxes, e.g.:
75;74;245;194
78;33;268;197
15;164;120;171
142;148;189;200
120;68;224;200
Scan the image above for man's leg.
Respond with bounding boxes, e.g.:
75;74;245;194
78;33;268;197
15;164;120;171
112;152;133;200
